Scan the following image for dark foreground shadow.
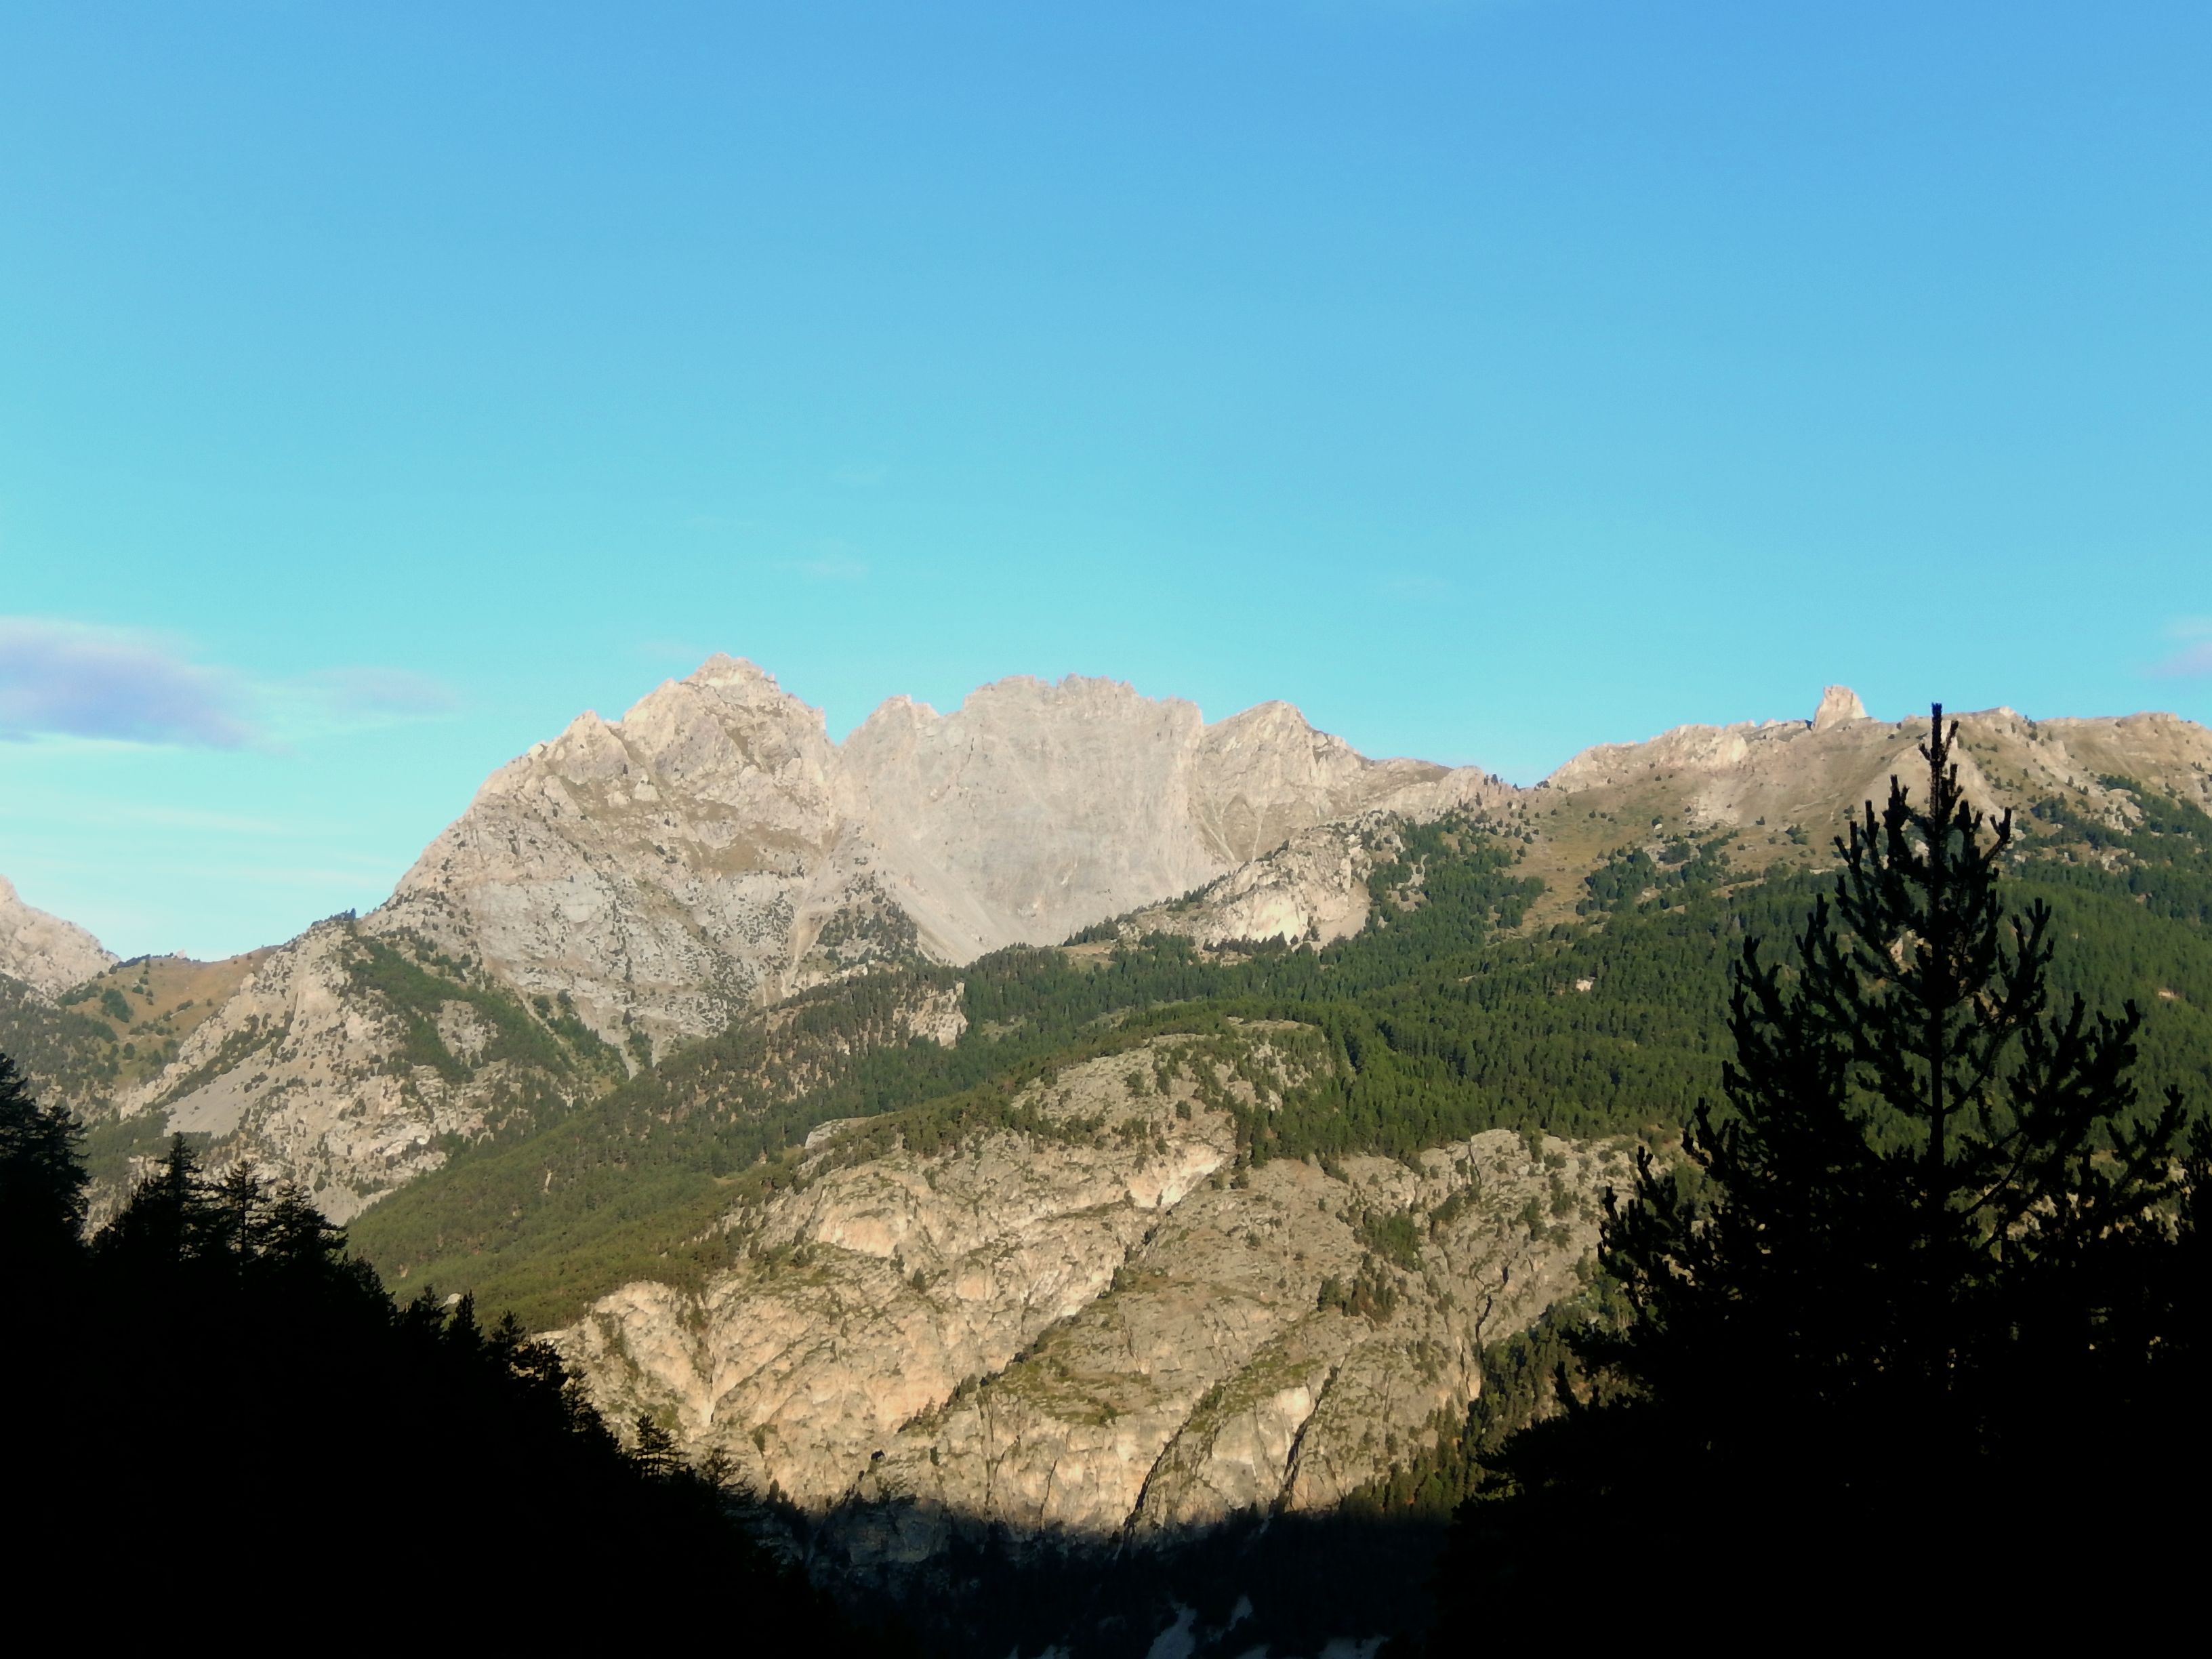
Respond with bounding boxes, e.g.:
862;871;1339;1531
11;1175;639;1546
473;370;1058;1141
751;1493;1450;1658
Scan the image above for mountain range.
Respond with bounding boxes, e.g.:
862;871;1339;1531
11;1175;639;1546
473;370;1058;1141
5;660;2210;1654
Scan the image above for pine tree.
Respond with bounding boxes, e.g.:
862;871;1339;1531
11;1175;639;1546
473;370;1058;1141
1434;708;2203;1627
1591;707;2189;1504
0;1052;88;1279
95;1132;212;1268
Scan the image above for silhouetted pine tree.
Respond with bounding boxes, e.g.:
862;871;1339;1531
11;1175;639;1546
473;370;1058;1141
1432;708;2205;1632
0;1050;87;1282
91;1131;209;1267
0;1076;872;1647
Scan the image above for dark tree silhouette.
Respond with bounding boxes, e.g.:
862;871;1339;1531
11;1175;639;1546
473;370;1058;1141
1433;708;2207;1631
0;1050;86;1283
0;1097;876;1646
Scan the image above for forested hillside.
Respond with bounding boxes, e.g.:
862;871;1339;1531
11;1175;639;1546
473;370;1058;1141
349;794;2212;1332
0;1058;865;1643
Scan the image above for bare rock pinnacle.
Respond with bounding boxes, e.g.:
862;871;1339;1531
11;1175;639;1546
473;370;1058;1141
1811;684;1870;731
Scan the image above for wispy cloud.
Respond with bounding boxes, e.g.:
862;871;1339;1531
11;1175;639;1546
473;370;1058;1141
2150;642;2212;678
777;548;869;583
0;617;253;747
0;616;461;747
2149;617;2212;679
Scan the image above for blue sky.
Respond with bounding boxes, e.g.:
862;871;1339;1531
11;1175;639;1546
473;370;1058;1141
3;1;2208;960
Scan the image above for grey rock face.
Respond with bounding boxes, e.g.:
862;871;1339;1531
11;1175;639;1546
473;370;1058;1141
554;1031;1611;1568
377;658;1511;1046
375;657;882;1053
840;677;1500;962
0;876;115;998
131;921;521;1221
121;657;1509;1216
127;662;1511;1221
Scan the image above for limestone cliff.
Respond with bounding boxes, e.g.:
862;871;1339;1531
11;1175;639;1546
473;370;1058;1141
367;659;1508;1046
116;659;1513;1214
375;657;903;1054
0;876;114;998
555;1031;1610;1578
838;676;1504;962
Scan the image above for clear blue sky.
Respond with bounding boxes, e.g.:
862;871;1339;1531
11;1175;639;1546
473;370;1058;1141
3;1;2208;960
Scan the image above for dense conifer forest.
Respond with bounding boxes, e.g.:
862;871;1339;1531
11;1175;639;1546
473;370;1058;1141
0;1061;869;1643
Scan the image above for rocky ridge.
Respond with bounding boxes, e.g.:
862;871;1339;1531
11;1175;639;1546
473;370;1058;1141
45;674;2212;1229
375;659;1509;1048
1509;689;2212;927
115;660;1511;1214
555;1029;1610;1577
1542;690;2212;827
0;876;115;998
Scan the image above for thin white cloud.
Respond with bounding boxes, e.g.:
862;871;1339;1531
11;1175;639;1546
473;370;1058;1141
2150;641;2212;679
0;616;461;747
2148;617;2212;678
0;617;254;747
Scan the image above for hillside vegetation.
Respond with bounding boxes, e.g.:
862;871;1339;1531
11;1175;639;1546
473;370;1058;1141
348;800;2212;1331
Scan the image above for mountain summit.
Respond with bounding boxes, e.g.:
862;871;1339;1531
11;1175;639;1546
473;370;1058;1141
1811;684;1870;730
376;657;1504;1051
0;876;115;997
111;658;1507;1214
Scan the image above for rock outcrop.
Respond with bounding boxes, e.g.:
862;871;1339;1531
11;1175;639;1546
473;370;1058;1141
108;659;1513;1216
135;920;550;1220
374;659;1509;1048
1811;684;1871;731
1541;704;2212;840
555;1031;1611;1573
375;657;892;1053
0;876;115;998
844;680;1512;962
96;667;2212;1226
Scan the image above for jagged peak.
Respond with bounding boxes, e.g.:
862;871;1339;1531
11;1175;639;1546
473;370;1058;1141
1812;684;1870;731
620;655;818;723
0;873;117;996
685;653;782;693
844;692;943;744
960;672;1195;716
1209;699;1316;735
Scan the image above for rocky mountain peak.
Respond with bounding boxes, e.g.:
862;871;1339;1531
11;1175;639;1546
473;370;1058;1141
0;876;116;998
117;657;1519;1218
683;651;786;697
1812;684;1870;731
